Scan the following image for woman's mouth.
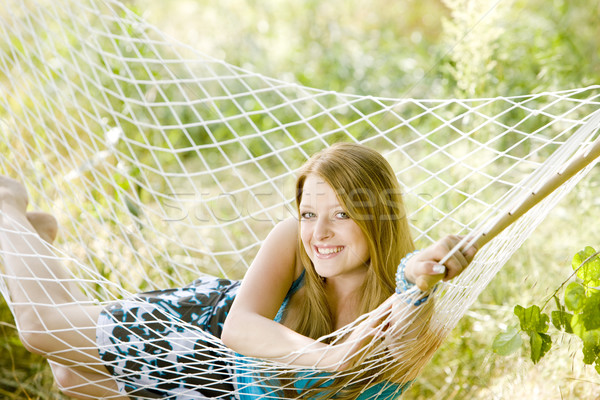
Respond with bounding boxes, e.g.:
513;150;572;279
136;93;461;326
314;245;344;258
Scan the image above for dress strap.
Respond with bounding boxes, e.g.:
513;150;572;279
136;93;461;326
274;269;305;323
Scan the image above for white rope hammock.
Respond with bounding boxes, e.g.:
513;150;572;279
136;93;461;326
1;0;600;398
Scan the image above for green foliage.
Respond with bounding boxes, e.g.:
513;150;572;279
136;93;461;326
514;304;549;333
551;309;573;334
491;325;522;356
505;304;551;363
494;246;600;370
572;246;600;286
529;331;552;364
564;282;586;311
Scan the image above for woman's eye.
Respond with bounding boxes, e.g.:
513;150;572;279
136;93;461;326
336;211;349;219
301;212;315;219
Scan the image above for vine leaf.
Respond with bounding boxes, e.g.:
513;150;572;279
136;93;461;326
551;310;573;333
514;305;549;333
492;326;522;356
582;292;600;331
564;282;586;312
514;305;552;363
571;313;586;338
572;246;600;286
529;331;552;364
494;246;600;374
582;330;600;365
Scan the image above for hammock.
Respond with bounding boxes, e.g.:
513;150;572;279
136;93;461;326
1;0;600;398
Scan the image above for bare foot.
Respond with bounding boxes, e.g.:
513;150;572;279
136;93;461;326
26;211;58;244
0;175;29;214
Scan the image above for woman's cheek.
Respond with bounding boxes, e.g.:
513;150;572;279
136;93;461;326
299;227;312;257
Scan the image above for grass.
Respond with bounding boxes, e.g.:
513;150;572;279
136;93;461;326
2;173;599;400
0;303;68;399
405;175;600;399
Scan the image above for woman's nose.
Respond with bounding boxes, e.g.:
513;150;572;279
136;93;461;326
313;216;332;240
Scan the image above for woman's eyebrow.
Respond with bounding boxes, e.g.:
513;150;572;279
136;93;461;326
299;202;343;210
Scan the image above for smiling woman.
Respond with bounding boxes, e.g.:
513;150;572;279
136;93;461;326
4;0;600;397
299;175;371;289
1;142;476;399
290;143;415;337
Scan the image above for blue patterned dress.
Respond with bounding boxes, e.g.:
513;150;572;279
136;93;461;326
96;273;408;399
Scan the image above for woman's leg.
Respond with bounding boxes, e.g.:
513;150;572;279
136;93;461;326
0;176;123;397
50;361;127;400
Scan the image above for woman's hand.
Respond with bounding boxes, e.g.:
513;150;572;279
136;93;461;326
319;297;396;371
404;235;478;290
320;293;435;372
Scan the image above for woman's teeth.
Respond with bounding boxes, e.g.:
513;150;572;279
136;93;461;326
317;246;343;255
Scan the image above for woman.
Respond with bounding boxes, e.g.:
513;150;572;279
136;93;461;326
0;143;476;399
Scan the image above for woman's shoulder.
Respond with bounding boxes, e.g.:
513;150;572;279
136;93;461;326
275;216;298;232
264;217;298;244
265;217;303;278
261;216;299;246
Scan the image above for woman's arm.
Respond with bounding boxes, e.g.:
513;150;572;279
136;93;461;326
223;230;477;370
376;235;479;382
222;217;343;369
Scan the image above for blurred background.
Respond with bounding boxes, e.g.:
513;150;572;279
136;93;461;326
1;0;600;398
138;0;599;100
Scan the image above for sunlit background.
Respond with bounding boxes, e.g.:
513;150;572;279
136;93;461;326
1;0;600;398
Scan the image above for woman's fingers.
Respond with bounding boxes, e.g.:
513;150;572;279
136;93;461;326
407;235;479;287
333;310;389;371
463;241;478;261
442;249;469;280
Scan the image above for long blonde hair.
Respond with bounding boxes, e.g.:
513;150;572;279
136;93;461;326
286;142;415;339
269;143;416;398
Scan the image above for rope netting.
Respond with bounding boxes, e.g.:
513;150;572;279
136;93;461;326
1;0;600;398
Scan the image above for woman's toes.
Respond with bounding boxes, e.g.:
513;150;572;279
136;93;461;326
26;211;58;243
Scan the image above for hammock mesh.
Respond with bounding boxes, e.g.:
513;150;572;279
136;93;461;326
1;0;600;398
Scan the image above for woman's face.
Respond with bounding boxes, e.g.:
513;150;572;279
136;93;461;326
299;174;370;285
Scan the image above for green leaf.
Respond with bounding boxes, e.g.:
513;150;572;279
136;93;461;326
582;291;600;331
529;331;552;364
551;310;573;333
514;305;549;333
582;330;600;365
572;246;600;286
572;246;596;270
492;326;523;356
564;282;586;312
571;313;586;338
